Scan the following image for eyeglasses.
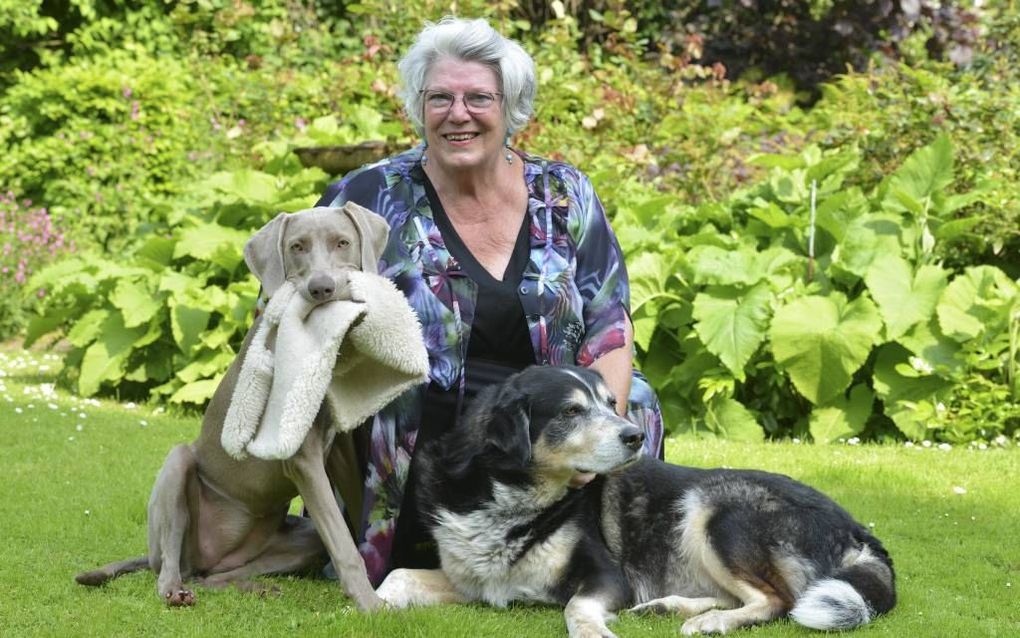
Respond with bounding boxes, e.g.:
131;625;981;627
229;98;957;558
420;89;503;114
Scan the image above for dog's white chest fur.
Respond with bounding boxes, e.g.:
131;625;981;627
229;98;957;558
432;482;578;607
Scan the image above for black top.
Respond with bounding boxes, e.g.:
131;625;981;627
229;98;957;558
423;174;535;370
391;176;538;571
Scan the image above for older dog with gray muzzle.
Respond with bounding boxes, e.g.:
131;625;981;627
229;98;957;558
378;365;896;636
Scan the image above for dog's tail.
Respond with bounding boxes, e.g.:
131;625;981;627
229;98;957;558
789;541;896;631
75;556;150;587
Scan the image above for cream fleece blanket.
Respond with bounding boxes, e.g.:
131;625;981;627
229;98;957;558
221;272;429;461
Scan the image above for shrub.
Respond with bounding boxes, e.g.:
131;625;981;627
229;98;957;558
620;135;1020;444
0;192;75;339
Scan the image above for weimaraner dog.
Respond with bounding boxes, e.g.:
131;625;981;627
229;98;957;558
76;204;388;610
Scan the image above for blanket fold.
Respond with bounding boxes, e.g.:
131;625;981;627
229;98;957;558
221;272;429;461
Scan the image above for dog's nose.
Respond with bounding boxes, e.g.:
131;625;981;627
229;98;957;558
307;275;336;302
620;425;645;451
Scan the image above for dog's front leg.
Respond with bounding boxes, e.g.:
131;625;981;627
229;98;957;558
565;594;619;638
283;439;383;611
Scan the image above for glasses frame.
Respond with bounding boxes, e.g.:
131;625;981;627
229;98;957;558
419;89;504;116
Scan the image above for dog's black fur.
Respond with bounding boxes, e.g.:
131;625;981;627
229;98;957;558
406;365;896;636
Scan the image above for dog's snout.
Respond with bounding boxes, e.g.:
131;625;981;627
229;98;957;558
307;274;336;302
620;425;645;451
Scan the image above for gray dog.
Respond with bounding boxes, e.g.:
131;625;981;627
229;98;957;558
76;205;389;610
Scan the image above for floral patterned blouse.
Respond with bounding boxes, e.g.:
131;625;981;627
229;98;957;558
316;145;663;584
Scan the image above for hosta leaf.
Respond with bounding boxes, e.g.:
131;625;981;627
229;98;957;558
628;251;671;313
78;313;146;396
899;318;963;375
110;279;161;328
770;293;882;404
135;236;176;270
831;213;904;278
173;223;249;263
883;134;954;214
872;344;953;404
689;246;758;286
169;378;223;405
176;350;235;384
66;309;111;348
171;302;211;355
704;397;763;442
936;266;1018;342
864;254;948;340
809;384;873;444
693;283;773;380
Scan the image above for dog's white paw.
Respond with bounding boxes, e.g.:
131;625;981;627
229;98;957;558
375;568;417;608
681;610;736;635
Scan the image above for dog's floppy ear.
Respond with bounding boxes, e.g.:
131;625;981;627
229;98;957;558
339;202;389;274
483;383;532;468
244;212;290;298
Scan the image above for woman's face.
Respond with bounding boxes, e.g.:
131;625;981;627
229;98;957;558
421;57;506;173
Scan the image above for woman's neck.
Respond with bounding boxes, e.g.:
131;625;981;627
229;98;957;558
425;153;522;205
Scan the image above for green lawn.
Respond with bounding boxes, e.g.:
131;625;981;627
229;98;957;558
1;349;1017;637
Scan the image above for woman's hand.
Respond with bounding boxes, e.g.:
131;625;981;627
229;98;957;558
588;319;634;417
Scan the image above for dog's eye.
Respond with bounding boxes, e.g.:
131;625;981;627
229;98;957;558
290;242;305;252
337;239;351;248
563;405;584;417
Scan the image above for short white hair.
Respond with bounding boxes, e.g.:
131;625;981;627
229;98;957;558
398;16;537;138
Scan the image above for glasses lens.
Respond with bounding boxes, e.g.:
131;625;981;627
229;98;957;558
425;92;454;110
465;93;496;110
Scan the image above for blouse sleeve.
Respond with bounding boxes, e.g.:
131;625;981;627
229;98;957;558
569;170;631;367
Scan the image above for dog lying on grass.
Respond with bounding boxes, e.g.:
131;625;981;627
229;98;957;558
76;204;393;609
377;365;896;636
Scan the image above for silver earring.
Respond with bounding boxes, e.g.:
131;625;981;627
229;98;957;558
421;142;428;166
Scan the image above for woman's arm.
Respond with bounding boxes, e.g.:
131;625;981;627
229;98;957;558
588;319;633;417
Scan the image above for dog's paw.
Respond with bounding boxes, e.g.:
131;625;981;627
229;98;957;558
681;610;737;635
164;589;196;607
375;570;415;608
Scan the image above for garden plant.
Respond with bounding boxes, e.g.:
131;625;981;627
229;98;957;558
1;0;1018;635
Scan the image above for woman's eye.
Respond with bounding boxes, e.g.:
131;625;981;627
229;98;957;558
338;239;350;248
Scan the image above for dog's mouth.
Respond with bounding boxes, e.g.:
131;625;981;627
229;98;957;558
568;470;597;488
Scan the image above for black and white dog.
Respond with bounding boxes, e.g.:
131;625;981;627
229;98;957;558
377;366;896;636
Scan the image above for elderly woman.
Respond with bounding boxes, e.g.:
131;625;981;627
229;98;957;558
316;16;663;585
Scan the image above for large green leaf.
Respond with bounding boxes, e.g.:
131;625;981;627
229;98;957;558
693;283;773;380
704;397;764;442
66;309;110;348
770;293;882;404
688;245;798;287
169;377;223;405
109;279;161;328
173;223;249;264
831;213;904;278
936;266;1018;342
171;302;211;355
899;318;963;375
78;313;146;396
883;134;954;215
872;344;953;404
200;168;279;204
864;254;948;340
809;384;873;444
